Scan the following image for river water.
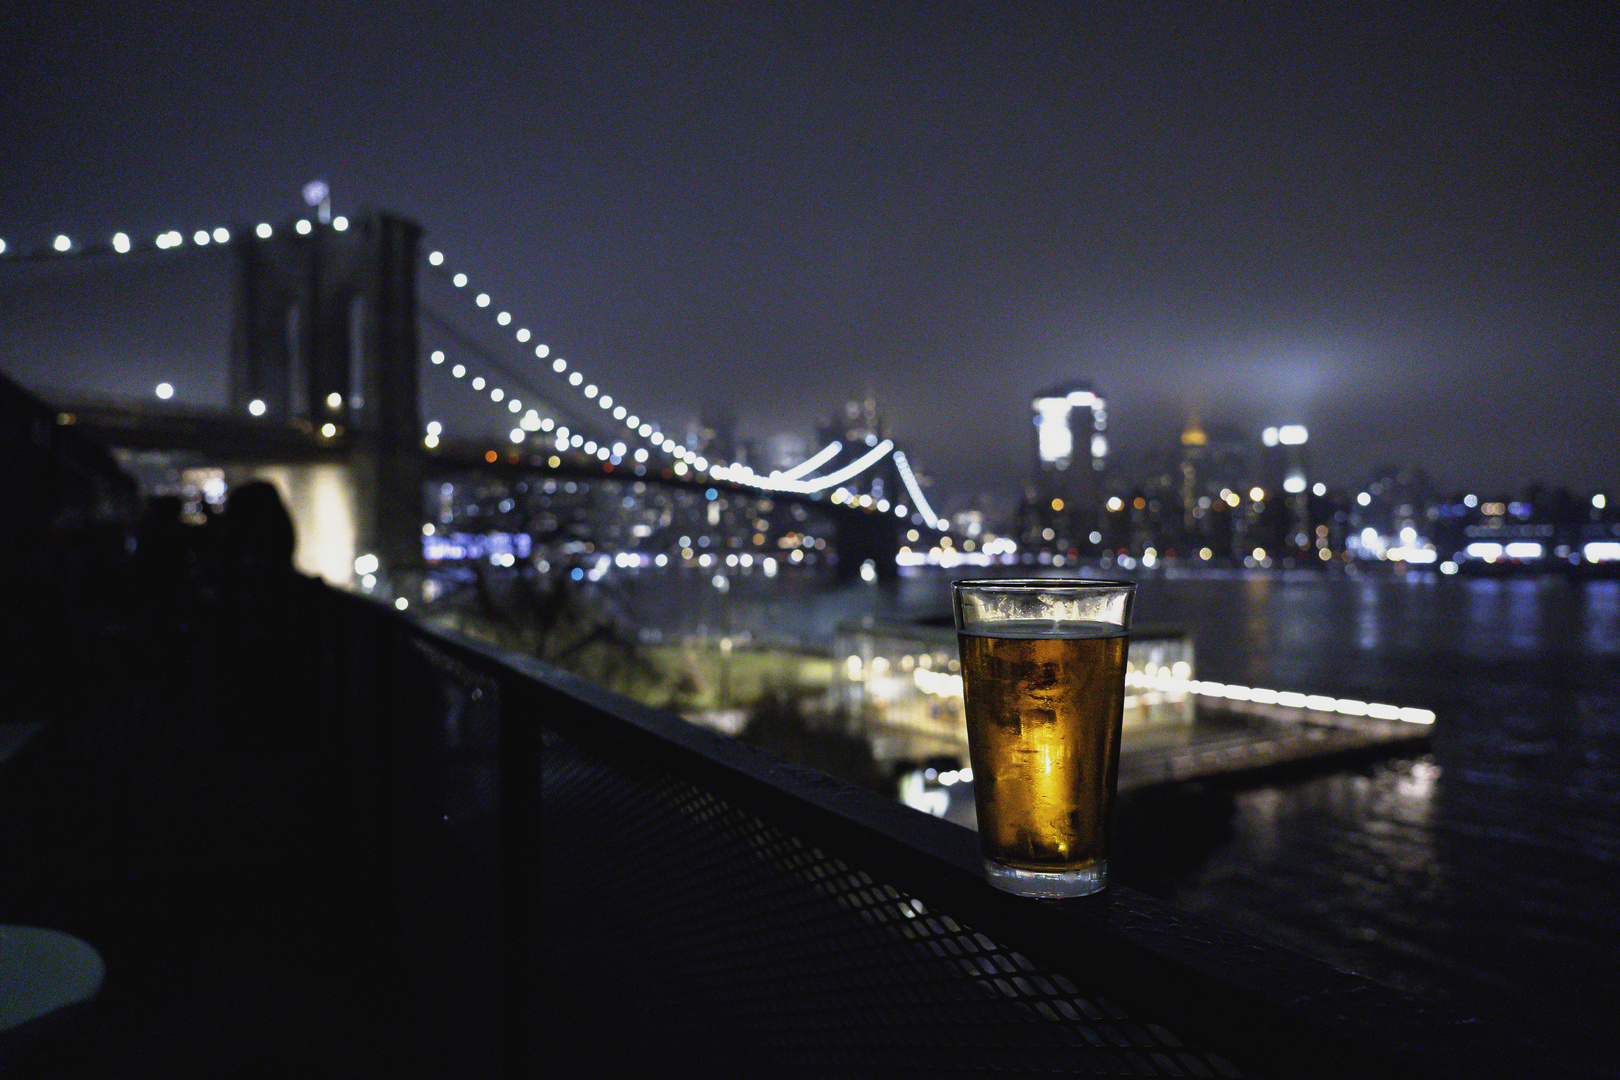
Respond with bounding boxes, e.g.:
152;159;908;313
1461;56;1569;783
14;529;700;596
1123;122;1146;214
1120;570;1620;1070
624;564;1620;1065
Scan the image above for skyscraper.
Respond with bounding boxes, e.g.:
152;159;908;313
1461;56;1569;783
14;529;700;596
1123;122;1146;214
1261;425;1312;556
1026;381;1107;549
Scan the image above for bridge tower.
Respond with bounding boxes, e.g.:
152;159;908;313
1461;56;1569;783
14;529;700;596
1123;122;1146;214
231;213;423;581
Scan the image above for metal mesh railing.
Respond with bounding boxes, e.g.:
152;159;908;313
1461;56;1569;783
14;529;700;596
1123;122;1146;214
541;722;1250;1077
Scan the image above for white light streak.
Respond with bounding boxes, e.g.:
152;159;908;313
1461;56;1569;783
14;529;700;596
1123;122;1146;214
1584;541;1620;563
783;440;894;494
893;450;943;528
773;441;842;482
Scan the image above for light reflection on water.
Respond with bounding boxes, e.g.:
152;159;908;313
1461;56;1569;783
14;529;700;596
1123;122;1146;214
1123;570;1620;1069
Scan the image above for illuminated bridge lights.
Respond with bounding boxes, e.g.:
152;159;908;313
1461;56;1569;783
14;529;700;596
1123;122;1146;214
893;450;942;529
425;242;714;474
157;230;949;521
6;219;350;262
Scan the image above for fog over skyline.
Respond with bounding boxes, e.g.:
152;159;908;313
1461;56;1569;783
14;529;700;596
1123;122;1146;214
2;2;1613;506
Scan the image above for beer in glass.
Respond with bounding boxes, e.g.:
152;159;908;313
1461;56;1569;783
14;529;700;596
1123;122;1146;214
953;579;1136;897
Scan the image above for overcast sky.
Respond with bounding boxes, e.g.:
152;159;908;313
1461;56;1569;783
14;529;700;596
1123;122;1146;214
2;1;1614;505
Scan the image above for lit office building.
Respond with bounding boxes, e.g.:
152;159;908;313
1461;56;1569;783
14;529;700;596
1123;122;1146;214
1261;425;1311;556
1027;381;1107;549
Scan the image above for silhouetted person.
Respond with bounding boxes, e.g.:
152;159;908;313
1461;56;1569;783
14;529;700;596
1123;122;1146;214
210;481;304;748
218;481;296;585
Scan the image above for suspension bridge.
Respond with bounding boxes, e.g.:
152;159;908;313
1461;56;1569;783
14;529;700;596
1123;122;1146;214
1;210;971;585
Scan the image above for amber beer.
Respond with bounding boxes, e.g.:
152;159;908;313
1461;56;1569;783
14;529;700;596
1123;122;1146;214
954;581;1135;897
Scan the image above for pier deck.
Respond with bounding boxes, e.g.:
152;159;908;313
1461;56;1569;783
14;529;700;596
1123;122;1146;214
1118;702;1433;790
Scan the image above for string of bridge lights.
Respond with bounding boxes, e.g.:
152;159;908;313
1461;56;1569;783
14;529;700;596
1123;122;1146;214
0;217;357;261
422;247;677;471
3;216;945;528
422;244;944;525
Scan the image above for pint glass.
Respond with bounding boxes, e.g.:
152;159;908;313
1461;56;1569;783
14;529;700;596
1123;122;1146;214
952;579;1136;897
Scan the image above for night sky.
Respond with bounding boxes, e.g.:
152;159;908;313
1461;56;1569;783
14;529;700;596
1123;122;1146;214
2;2;1614;507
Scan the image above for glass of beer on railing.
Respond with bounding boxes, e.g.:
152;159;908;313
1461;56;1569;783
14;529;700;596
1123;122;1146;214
953;579;1137;898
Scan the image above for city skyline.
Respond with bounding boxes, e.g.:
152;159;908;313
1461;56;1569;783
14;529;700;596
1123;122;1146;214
2;3;1613;501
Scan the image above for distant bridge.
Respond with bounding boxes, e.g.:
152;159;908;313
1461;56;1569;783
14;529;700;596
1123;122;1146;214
4;211;952;583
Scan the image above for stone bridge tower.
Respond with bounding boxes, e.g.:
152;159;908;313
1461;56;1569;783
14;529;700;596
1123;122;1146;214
230;213;423;581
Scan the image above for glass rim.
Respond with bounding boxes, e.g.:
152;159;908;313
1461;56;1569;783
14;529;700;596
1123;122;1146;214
952;577;1136;594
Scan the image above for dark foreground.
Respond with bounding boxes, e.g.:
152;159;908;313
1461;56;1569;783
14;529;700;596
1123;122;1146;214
0;561;1602;1077
0;575;505;1076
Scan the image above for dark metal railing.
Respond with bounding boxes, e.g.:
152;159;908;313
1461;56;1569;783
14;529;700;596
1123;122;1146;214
317;586;1545;1079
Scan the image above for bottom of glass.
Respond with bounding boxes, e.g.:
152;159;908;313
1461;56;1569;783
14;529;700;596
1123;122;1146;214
983;859;1106;898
